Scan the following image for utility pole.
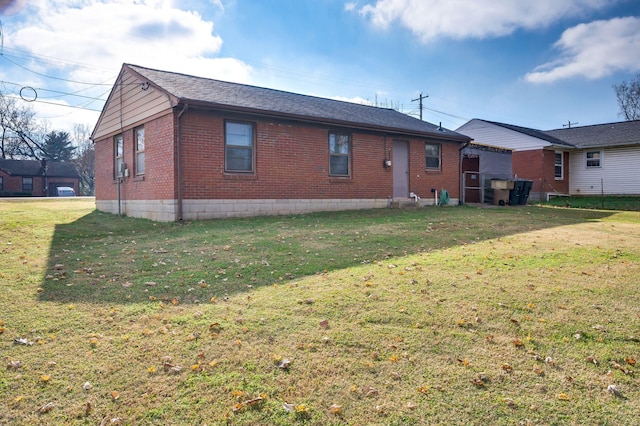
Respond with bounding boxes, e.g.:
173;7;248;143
412;92;428;121
563;120;578;128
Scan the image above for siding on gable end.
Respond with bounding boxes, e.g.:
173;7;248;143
93;70;172;140
457;120;551;151
569;146;640;195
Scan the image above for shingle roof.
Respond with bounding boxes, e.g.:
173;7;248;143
125;64;470;142
481;120;575;147
544;120;640;149
0;159;80;178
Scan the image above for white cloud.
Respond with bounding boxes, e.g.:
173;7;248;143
5;0;252;131
525;17;640;83
356;0;611;42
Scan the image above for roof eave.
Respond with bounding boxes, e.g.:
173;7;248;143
178;99;471;143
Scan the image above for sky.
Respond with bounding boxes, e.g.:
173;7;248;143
1;0;640;137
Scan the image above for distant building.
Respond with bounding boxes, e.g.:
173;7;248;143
0;159;80;197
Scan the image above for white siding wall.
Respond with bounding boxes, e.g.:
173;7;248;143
457;119;550;151
93;70;172;140
569;147;640;195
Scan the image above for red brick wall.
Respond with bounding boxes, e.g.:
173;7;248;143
95;108;462;202
95;112;176;201
179;109;461;200
512;148;569;196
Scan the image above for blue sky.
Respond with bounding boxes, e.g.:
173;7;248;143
1;0;639;136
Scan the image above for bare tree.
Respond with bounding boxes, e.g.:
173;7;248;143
613;73;640;121
0;87;45;159
71;124;95;195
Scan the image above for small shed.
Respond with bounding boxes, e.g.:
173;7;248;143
461;143;513;204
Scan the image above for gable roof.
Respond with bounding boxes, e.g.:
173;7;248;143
0;159;80;178
480;120;574;147
121;64;470;142
544;120;640;149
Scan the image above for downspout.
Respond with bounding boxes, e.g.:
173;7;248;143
176;103;188;221
458;140;472;205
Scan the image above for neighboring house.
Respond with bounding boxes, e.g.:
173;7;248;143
91;64;471;221
457;119;574;201
545;120;640;196
0;158;80;197
460;143;513;203
457;118;640;200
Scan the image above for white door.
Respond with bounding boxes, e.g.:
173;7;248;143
393;141;409;198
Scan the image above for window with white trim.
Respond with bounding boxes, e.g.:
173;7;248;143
225;121;255;173
115;134;124;178
135;126;145;175
425;143;441;169
329;132;351;177
586;150;601;168
554;152;563;179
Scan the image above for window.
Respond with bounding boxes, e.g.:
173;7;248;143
329;132;351;176
425;143;441;169
0;176;3;191
115;134;124;177
554;152;563;179
135;126;145;175
225;121;254;172
586;150;601;168
22;177;33;191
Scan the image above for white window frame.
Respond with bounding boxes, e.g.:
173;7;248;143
135;126;145;176
225;120;255;173
586;150;602;168
425;143;441;170
554;151;563;180
328;132;351;177
115;134;124;178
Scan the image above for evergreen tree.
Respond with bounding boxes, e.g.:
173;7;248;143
41;131;75;162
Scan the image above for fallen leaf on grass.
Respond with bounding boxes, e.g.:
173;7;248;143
329;403;343;414
319;319;330;329
586;356;598;365
37;402;55;414
282;403;295;413
557;393;570;401
626;357;636;366
501;364;513;373
110;391;120;401
39;375;51;383
7;360;22;369
607;384;623;398
278;358;292;370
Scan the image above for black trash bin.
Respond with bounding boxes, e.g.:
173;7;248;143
509;180;524;205
518;180;533;205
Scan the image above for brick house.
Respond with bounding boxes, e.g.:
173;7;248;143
91;64;471;221
0;158;80;197
457;119;573;201
457;118;640;201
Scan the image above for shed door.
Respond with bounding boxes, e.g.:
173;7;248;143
393;141;409;198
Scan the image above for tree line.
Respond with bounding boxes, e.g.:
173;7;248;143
0;87;94;195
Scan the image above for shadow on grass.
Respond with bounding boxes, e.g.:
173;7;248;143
41;206;614;305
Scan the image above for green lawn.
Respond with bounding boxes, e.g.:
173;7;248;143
542;195;640;211
1;199;639;425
